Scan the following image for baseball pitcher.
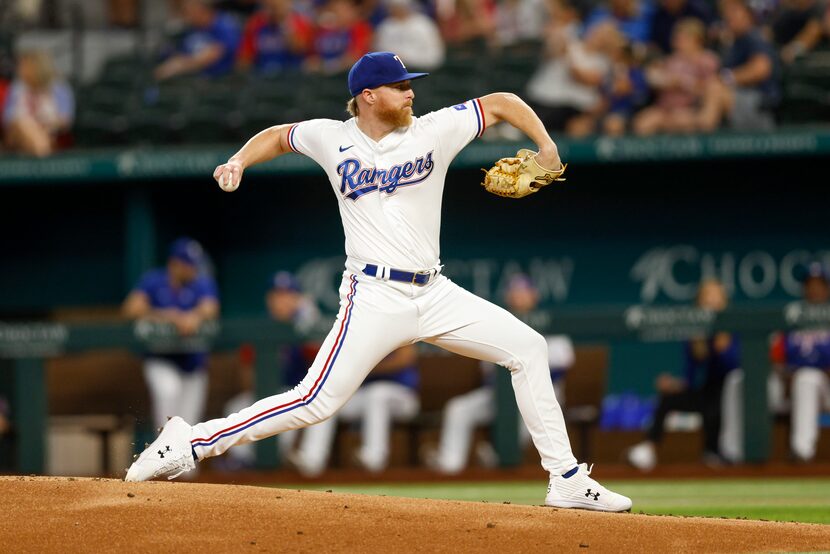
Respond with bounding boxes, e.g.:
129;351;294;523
126;51;631;512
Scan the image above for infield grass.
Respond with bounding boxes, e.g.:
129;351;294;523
276;478;830;524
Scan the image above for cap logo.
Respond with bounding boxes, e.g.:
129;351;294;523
393;55;407;70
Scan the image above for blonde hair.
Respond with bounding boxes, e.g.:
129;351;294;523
18;50;56;91
696;278;728;307
346;97;359;117
674;17;706;44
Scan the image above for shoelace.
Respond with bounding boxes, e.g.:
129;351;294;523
579;463;611;495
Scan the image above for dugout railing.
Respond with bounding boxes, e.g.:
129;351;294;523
2;302;826;475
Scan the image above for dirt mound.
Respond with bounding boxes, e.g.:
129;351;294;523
1;476;828;553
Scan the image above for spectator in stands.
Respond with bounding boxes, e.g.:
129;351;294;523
493;0;550;47
306;0;372;74
2;49;74;158
154;0;241;81
237;0;314;75
122;237;220;430
287;346;421;476
769;0;825;64
584;0;656;52
770;261;830;463
374;0;445;70
425;274;575;475
599;40;649;135
526;14;621;137
436;0;496;46
633;18;721;135
627;279;740;471
649;0;715;54
702;0;780;131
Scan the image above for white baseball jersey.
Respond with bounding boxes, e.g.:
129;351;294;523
286;98;486;270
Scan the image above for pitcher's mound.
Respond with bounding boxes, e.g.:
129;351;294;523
1;476;828;553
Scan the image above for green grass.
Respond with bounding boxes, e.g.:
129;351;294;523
272;478;830;524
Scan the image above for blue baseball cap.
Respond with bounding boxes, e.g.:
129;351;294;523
347;52;428;97
802;261;830;283
507;273;536;292
270;271;302;293
168;237;204;266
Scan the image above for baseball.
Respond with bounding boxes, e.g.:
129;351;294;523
219;173;238;192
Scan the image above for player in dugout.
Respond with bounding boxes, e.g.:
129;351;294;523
627;278;741;471
122;237;220;433
771;261;830;463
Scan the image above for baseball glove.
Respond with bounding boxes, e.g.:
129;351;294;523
481;149;567;199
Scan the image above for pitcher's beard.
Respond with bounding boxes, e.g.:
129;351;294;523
377;105;413;128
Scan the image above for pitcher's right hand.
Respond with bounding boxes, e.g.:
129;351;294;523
214;160;244;192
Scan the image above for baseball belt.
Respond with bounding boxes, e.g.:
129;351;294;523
362;264;437;286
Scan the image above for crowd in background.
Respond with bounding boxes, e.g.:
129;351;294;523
1;0;830;152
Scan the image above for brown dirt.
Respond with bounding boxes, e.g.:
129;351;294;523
1;476;828;553
194;461;830;487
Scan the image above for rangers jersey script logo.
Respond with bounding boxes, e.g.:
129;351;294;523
337;151;435;200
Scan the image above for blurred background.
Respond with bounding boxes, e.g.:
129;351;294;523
0;0;828;487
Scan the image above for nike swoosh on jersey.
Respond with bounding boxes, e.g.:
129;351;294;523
339;145;354;152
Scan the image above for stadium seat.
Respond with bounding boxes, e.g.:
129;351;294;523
126;108;186;146
83;84;139;116
306;99;348;121
499;39;544;60
778;83;830;124
74;109;131;147
487;49;538;94
779;52;830;124
426;73;482;107
98;55;150;87
239;102;291;137
181;106;241;144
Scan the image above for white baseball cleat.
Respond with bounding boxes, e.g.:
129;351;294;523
125;416;196;482
545;463;632;512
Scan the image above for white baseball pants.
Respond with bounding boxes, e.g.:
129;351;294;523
144;358;208;430
790;367;830;461
718;369;744;463
719;369;830;463
289;381;419;475
190;268;578;475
